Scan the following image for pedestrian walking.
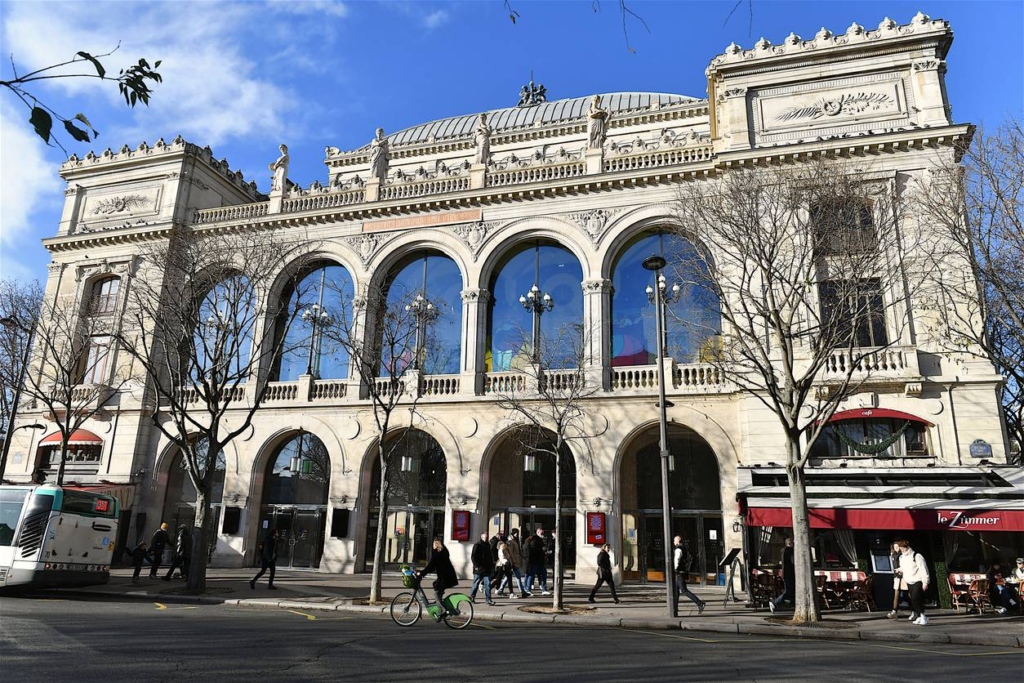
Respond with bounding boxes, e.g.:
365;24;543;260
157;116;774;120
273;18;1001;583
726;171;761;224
499;528;530;597
895;539;929;625
129;541;148;583
418;537;459;619
887;542;907;619
250;529;279;590
163;524;192;581
489;530;504;591
148;522;169;579
769;537;794;613
588;543;620;604
469;531;496;605
495;540;522;598
673;535;706;614
525;528;550;595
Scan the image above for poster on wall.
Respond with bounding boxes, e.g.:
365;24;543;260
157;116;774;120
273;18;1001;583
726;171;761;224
452;510;471;542
586;511;606;545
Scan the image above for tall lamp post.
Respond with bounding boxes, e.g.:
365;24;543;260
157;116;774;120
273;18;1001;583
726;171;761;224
405;294;439;370
642;254;681;618
1;314;39;481
519;246;554;362
301;304;333;377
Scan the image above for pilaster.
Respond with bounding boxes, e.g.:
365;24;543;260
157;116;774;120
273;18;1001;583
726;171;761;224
460;288;490;395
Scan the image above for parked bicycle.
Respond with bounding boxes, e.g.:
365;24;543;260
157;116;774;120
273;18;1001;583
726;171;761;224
390;565;474;629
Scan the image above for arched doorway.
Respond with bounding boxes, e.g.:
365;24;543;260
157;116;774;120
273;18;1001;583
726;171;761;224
161;439;224;563
620;425;722;584
488;428;577;570
256;432;330;569
365;429;448;568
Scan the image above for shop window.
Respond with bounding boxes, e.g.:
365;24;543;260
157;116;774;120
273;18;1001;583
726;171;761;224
811;417;930;459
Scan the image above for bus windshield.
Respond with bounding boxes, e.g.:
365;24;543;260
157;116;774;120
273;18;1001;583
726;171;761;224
0;488;30;546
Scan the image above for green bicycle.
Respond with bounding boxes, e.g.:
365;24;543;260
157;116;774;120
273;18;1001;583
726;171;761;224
390;566;474;629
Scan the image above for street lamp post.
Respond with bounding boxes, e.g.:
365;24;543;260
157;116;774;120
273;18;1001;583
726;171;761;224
405;294;439;370
0;315;38;481
301;304;333;377
519;246;554;362
642;254;681;618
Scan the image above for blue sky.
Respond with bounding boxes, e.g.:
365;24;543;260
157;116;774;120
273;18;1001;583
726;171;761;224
2;0;1022;286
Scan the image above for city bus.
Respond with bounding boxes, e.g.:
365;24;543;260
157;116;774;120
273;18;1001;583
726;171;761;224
0;484;119;590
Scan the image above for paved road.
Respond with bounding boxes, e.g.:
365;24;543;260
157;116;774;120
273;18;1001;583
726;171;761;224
2;595;1021;682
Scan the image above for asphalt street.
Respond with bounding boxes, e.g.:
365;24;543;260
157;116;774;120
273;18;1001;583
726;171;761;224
1;595;1021;682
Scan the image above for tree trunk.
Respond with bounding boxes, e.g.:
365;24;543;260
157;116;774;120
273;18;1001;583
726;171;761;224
56;438;69;485
187;486;214;592
368;459;389;605
785;439;820;624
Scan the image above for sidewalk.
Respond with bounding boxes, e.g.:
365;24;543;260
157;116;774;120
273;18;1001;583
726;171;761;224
52;567;1023;648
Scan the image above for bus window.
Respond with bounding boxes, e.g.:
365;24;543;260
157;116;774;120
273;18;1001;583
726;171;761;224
61;491;117;518
0;488;30;546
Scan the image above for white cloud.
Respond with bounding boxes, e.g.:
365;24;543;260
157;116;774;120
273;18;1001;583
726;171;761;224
0;99;61;283
1;1;299;147
423;9;450;30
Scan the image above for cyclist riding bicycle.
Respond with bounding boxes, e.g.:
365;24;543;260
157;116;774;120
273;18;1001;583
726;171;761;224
418;536;459;618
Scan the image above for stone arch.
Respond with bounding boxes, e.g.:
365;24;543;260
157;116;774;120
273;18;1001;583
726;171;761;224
363;232;471;295
474;216;594;289
599;205;717;281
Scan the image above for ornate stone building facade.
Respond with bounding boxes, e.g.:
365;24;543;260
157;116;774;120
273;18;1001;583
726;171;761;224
9;14;1021;584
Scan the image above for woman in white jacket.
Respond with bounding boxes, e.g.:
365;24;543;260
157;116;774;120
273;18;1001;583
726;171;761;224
895;539;930;625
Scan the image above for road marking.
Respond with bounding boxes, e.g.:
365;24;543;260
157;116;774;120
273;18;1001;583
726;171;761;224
287;610;317;621
847;641;1024;658
153;603;198;611
471;621;496;630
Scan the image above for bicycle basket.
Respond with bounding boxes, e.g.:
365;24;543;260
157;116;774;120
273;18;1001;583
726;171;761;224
400;565;417;588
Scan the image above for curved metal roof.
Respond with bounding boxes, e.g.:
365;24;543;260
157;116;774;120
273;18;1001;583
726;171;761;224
383;92;700;147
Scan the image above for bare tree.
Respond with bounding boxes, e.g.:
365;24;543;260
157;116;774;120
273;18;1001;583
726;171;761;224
116;226;307;592
917;121;1024;463
5;280;127;484
490;321;601;610
1;279;44;434
317;281;437;604
675;159;915;623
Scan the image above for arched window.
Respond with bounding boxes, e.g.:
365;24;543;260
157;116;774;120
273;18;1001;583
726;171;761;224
610;232;720;366
193;274;255;383
263;432;331;505
162;438;225;531
382;253;462;375
90;277;121;315
811;414;930;459
487;243;584;371
275;263;354;381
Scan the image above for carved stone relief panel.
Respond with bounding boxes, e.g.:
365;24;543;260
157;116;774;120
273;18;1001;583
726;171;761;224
449;221;499;260
343;233;387;268
82;186;162;222
753;72;913;145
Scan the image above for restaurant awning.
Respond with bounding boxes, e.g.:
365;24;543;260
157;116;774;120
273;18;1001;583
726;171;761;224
39;429;104;446
745;497;1024;532
828;407;933;426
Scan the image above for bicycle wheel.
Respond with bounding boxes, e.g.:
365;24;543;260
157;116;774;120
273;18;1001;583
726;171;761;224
390;591;421;626
442;594;474;630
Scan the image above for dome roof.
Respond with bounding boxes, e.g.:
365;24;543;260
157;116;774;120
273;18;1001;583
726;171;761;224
384;92;700;147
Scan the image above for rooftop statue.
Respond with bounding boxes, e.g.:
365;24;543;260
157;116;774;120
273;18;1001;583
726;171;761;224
369;127;389;181
474;113;491;165
269;144;289;192
517;79;547;107
587;95;609;150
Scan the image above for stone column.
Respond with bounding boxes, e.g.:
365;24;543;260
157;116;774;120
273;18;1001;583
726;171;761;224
459;288;490;395
717;87;750;152
911;59;950;128
582;278;610;390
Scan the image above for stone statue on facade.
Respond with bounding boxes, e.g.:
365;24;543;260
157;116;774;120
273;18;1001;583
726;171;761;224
517;79;548;107
474;113;491;166
269;144;289;192
369;127;389;181
587;95;609;150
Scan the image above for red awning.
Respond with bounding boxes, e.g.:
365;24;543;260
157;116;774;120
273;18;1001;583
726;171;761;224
39;429;103;446
747;505;1024;532
829;408;932;426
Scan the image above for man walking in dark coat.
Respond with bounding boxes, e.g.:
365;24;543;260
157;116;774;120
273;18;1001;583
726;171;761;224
589;543;620;603
250;529;279;590
148;522;169;579
469;531;496;605
163;524;192;581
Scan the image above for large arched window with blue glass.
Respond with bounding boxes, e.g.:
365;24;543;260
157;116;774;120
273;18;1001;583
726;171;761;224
610;232;720;366
383;252;463;375
274;263;354;381
487;242;584;371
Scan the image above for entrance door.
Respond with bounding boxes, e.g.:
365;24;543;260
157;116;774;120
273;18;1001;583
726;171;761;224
623;510;723;584
495;508;576;570
257;506;326;569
